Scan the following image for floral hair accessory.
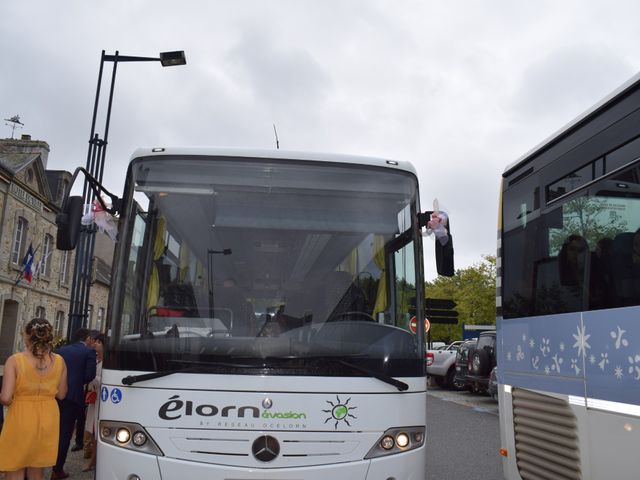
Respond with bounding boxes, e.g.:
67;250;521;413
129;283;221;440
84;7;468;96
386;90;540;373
423;198;450;246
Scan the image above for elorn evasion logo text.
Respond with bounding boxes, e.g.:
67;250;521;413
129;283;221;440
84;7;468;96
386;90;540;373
158;395;307;423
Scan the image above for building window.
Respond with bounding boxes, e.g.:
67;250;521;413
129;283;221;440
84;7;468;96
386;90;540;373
35;306;46;319
40;234;53;277
87;304;94;329
55;311;66;337
97;307;105;331
60;251;71;285
11;217;28;264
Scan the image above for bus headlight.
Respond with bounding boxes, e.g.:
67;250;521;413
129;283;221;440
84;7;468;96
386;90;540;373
365;426;425;459
116;428;131;444
132;431;148;446
395;432;410;448
100;421;163;456
381;435;395;450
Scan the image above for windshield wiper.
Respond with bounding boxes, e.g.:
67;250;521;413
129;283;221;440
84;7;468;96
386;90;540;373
121;359;255;385
121;357;410;391
122;366;203;385
337;359;409;391
258;356;409;391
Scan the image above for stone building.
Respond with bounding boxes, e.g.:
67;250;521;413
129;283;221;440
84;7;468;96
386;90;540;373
0;135;113;373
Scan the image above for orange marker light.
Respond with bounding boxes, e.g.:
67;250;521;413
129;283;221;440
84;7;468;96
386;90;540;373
499;448;508;457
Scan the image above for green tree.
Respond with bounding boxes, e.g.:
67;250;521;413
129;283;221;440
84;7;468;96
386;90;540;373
424;255;496;343
549;197;628;253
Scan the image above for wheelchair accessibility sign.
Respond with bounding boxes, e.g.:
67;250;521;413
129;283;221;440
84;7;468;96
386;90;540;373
110;388;123;404
101;387;123;404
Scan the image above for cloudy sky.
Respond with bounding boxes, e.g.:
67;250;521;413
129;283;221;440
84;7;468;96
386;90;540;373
2;1;640;279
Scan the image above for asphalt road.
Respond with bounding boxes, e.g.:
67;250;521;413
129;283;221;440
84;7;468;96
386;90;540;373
426;387;503;480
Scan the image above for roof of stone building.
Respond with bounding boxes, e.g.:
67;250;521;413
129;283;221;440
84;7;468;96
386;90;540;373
0;151;41;175
45;170;72;208
94;256;112;286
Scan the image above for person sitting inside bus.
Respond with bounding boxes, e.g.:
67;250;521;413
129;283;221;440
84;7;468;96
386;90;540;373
590;237;614;310
217;278;257;336
559;235;589;286
558;234;590;310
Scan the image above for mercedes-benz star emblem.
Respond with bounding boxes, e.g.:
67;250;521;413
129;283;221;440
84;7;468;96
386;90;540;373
252;435;280;462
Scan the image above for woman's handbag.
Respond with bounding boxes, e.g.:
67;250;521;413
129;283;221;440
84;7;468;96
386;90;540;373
85;390;97;405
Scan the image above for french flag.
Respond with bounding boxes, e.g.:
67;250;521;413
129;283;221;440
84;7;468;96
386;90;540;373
22;243;34;283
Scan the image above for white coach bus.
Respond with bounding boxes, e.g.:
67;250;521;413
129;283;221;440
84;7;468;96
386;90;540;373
57;148;454;479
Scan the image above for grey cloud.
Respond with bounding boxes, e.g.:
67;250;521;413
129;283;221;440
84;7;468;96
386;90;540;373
226;27;332;113
512;45;634;122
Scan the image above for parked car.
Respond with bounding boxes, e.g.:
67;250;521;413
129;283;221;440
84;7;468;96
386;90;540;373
466;330;496;393
426;340;464;388
453;338;477;391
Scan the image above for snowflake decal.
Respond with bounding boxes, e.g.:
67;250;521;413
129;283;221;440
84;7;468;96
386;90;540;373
551;354;563;373
506;351;512;361
598;353;609;371
610;327;629;350
570;358;581;376
628;355;640;380
529;338;535;349
544;366;551;375
572;324;591;358
540;338;550;357
516;345;525;362
614;366;624;380
559;342;565;352
531;356;540;370
589;355;596;365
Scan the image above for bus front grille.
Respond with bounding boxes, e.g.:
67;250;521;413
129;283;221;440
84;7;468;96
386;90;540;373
512;388;581;480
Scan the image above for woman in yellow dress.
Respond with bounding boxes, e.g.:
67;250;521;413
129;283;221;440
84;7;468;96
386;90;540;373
0;318;68;480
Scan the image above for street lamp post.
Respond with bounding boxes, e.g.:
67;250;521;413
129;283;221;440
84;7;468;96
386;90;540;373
207;249;232;320
67;50;186;341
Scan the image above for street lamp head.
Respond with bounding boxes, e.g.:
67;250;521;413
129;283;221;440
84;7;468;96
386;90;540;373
160;50;187;67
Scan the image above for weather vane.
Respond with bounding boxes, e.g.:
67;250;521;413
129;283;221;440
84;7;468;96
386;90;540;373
4;115;24;139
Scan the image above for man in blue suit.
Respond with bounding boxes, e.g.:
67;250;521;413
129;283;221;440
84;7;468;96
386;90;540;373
51;328;97;480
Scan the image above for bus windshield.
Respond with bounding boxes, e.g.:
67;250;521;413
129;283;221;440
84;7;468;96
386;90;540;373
108;155;422;377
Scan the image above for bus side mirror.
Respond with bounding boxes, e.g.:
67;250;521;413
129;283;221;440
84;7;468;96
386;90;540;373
435;233;454;277
418;210;455;277
56;196;84;250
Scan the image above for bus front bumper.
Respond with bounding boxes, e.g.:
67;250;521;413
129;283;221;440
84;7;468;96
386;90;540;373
96;441;426;479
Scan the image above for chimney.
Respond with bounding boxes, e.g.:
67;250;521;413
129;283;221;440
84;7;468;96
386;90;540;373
0;135;50;168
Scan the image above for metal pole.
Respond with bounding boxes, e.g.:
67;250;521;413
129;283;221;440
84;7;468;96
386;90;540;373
66;49;184;340
208;252;215;319
67;52;119;340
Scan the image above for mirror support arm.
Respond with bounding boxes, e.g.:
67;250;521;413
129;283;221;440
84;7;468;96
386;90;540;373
64;166;122;215
418;210;455;277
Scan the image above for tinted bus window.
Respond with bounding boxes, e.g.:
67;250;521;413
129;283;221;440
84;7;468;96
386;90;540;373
503;160;640;318
606;135;640;173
